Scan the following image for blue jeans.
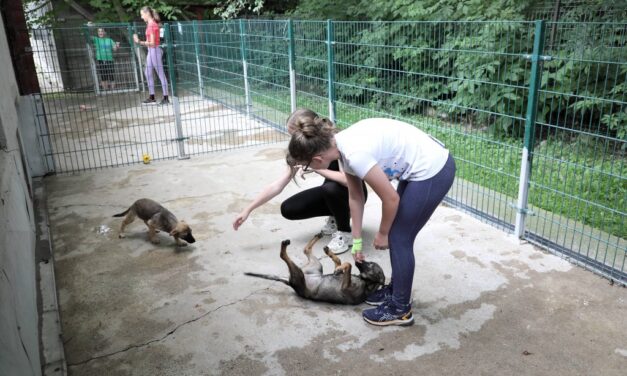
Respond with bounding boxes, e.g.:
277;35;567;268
389;154;456;305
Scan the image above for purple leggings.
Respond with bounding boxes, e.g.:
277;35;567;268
146;47;168;96
389;154;456;305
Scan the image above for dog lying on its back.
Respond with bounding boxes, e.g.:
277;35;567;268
246;234;385;305
113;198;195;246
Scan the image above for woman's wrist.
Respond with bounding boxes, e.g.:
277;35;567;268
351;238;363;254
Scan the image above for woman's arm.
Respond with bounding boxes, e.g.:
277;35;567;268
346;172;366;260
311;168;347;186
232;165;295;230
363;165;399;249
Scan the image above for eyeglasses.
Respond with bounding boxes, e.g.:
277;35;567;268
302;161;312;172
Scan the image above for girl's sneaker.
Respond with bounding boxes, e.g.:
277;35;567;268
142;97;156;105
327;231;352;255
362;299;414;327
321;216;338;235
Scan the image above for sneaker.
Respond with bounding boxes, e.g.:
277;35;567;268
159;97;170;105
362;299;414;327
142;97;156;105
365;284;393;306
327;231;352;255
321;216;338;235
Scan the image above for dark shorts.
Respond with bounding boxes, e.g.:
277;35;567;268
96;60;115;82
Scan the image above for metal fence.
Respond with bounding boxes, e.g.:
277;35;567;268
30;21;289;172
29;20;625;283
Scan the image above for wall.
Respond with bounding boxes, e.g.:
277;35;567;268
0;11;42;376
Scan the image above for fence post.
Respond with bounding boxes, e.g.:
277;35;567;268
326;19;336;123
83;25;100;95
132;23;146;92
514;20;546;238
239;19;252;118
288;19;297;114
164;23;189;160
192;20;204;97
127;23;141;92
32;94;56;173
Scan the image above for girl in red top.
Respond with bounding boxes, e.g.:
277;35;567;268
133;6;169;105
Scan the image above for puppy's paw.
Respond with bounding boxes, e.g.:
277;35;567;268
333;268;344;276
323;246;333;256
150;238;161;244
119;233;126;239
176;242;187;247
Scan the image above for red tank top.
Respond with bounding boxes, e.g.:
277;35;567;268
145;21;160;47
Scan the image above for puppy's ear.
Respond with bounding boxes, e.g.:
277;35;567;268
169;228;179;236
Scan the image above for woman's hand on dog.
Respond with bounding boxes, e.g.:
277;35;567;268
353;251;366;263
233;211;249;230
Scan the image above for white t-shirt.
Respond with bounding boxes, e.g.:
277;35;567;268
335;118;449;181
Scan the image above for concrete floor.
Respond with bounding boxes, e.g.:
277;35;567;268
44;144;626;376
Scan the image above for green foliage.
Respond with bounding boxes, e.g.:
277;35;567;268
289;0;627;142
23;0;281;26
289;0;362;20
212;0;264;19
23;0;190;26
344;0;531;21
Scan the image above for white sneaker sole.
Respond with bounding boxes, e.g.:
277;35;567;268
365;297;413;306
364;299;385;306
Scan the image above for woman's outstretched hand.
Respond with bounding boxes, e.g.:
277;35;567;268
232;211;249;230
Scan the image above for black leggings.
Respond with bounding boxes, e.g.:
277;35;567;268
280;180;367;233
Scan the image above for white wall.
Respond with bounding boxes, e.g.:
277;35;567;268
0;12;42;376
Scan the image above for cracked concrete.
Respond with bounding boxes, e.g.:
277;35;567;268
44;144;626;375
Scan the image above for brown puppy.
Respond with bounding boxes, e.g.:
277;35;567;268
113;198;195;246
245;234;386;305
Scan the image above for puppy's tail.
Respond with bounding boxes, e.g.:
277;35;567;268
244;272;289;286
112;208;130;217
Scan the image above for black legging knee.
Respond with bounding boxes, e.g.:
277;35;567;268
280;180;367;233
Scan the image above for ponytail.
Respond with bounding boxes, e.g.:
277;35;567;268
141;6;161;24
286;108;335;135
286;108;336;165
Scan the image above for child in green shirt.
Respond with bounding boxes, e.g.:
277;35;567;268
92;28;120;90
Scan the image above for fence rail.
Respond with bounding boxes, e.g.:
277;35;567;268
29;19;626;283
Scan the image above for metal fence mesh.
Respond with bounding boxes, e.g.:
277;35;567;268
28;19;625;283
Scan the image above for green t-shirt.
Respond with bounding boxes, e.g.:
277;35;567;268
92;37;115;61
